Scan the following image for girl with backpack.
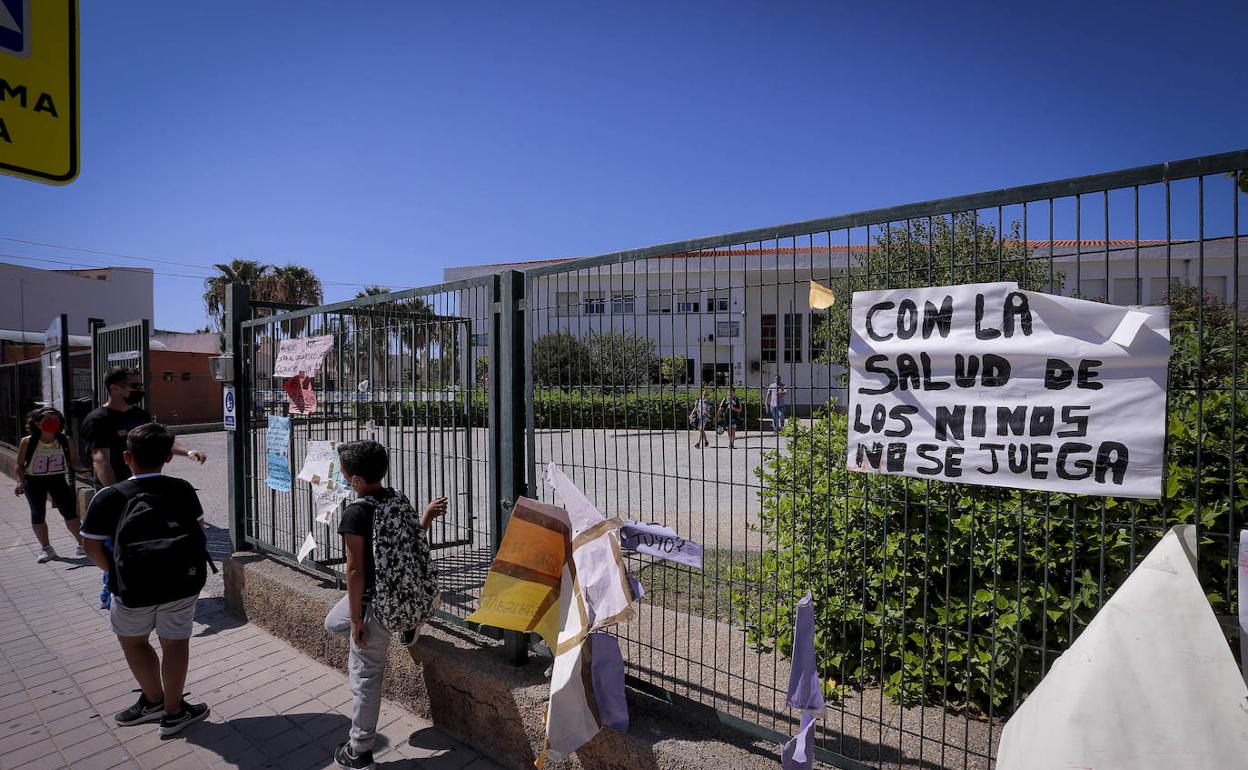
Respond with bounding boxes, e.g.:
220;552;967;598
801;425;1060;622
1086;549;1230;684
13;407;88;563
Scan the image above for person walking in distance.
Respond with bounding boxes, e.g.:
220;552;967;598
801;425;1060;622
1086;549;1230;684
325;440;446;770
13;407;89;562
80;423;215;737
765;375;788;433
81;367;207;608
688;389;713;449
716;386;744;449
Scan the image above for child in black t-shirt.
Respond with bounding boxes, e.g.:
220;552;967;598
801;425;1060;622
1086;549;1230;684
81;423;211;738
324;440;445;770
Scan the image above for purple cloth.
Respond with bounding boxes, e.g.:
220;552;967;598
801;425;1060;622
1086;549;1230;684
590;633;629;732
620;520;703;568
782;591;823;769
786;592;824;711
781;710;817;770
627;571;645;602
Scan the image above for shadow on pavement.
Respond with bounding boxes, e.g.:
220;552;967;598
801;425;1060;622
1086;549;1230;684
194;596;247;637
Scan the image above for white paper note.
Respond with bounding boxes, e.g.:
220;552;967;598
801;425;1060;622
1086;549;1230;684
296;532;317;563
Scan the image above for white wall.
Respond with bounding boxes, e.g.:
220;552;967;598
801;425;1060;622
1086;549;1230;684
0;263;154;335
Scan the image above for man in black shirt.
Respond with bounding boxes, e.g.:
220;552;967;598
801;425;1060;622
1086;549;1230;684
81;367;207;487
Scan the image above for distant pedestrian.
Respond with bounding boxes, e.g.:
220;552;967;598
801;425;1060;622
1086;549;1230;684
688;390;712;448
13;407;88;563
716;386;744;448
80;423;214;737
325;440;446;770
81;367;207;608
765;375;788;433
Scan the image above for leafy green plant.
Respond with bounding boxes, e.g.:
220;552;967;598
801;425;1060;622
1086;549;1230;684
735;283;1247;716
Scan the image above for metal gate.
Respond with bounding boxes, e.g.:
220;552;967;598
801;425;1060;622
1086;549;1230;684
229;149;1247;769
234;277;503;625
91;319;150;407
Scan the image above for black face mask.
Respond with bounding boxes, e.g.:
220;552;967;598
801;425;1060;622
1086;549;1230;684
124;389;145;405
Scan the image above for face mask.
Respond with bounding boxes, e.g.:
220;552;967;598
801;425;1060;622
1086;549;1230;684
39;418;60;434
124;389;145;405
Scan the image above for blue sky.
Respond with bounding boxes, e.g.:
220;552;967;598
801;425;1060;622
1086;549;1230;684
1;0;1245;331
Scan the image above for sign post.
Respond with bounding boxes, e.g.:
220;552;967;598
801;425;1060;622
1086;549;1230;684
0;0;79;184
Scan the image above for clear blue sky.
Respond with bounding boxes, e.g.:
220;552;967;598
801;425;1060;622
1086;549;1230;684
2;0;1244;331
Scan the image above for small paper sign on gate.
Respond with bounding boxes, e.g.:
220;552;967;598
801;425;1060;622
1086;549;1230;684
273;335;335;378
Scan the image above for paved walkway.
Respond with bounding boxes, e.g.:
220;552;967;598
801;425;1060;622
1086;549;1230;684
0;473;503;770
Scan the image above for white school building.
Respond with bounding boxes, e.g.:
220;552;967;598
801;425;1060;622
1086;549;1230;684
445;236;1245;411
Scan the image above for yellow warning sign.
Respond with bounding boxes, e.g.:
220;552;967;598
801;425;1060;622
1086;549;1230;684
0;0;78;184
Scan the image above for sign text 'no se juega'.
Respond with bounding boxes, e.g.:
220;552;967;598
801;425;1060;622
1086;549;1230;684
847;282;1170;498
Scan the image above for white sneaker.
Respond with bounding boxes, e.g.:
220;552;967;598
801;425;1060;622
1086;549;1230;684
75;543;86;557
36;546;54;563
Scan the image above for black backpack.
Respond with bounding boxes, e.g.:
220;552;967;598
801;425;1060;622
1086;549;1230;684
112;481;216;608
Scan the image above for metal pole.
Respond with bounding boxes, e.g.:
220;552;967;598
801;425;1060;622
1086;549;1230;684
497;270;529;665
225;283;251;553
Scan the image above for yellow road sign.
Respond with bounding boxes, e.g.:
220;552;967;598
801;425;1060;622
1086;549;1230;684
0;0;78;184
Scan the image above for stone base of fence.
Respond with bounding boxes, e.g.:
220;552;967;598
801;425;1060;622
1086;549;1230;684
224;550;787;770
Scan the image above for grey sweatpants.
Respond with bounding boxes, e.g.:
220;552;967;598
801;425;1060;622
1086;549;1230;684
325;595;389;753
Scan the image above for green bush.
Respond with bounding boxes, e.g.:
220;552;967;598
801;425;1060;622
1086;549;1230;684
350;387;765;430
735;284;1248;717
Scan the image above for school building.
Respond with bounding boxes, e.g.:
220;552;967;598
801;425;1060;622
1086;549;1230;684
446;236;1245;411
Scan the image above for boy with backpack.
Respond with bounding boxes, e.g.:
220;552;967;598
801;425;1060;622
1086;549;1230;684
80;423;214;737
325;440;445;770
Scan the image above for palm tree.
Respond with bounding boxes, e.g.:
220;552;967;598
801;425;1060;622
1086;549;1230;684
202;259;270;330
263;264;324;307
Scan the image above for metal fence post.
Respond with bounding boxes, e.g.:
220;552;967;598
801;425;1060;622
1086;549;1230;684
496;270;529;665
225;283;251;553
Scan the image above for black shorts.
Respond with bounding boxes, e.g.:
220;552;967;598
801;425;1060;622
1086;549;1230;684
23;475;76;525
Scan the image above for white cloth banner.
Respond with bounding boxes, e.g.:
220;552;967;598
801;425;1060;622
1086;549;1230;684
847;282;1170;498
996;525;1248;769
620;521;703;568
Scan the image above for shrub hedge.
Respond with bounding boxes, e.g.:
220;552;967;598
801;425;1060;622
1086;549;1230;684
733;285;1248;716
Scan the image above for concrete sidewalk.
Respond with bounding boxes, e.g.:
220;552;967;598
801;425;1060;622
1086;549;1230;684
0;474;502;770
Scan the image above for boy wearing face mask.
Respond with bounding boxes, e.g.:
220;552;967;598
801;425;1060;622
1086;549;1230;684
81;367;207;489
14;407;89;562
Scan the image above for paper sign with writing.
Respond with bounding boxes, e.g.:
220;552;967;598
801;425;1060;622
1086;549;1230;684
847;282;1169;498
297;440;347;490
314;487;348;524
283;375;318;415
264;416;292;492
620;521;703;568
273;335;335;377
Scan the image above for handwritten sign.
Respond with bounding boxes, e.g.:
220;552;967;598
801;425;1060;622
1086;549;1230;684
620;521;703;568
264;416;292;492
297;440;347;490
283;375;318;415
273;335;334;377
847;282;1170;498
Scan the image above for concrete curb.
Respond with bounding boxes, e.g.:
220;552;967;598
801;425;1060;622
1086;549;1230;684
224;550;789;770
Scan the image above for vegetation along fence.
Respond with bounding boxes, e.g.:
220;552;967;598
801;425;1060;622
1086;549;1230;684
233;149;1247;769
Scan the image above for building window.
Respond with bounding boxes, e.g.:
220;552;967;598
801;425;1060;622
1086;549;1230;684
647;292;672;314
676;298;700;313
810;313;829;360
162;371;173;381
1078;279;1107;300
1112;278;1139;305
784;313;803;363
714;320;740;338
181;372;192;381
761;314;777;363
611;294;635;315
556;292;579;317
708;295;730;313
584;295;605;315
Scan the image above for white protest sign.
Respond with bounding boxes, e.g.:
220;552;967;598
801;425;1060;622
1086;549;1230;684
847;282;1169;498
297;440;347;490
620;521;703;568
296;531;317;563
273;335;335;378
313;486;348;525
